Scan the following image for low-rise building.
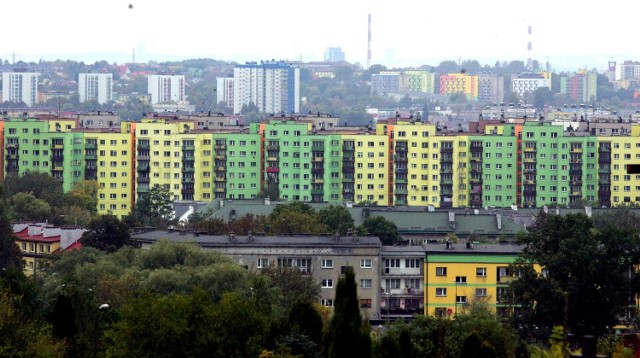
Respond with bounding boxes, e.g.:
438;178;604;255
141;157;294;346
130;230;383;319
13;223;85;275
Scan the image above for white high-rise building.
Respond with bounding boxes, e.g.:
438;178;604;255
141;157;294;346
2;72;39;107
148;74;186;104
216;77;234;109
511;73;549;99
233;61;300;115
78;73;113;104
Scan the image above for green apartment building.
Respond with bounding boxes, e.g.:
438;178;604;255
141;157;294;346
3;117;640;214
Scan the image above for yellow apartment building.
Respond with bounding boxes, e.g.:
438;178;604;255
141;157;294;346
424;242;528;317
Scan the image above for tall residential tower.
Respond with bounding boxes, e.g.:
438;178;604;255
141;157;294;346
233;61;300;115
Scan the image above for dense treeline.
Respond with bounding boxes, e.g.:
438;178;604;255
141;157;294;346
188;201;401;245
3;177;640;356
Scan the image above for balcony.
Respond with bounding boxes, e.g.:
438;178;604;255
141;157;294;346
395;189;408;194
440;190;453;195
524;147;537;152
470;156;482;162
395;200;407;205
5;143;19;150
523;189;536;196
51;166;63;172
215;154;226;160
598;146;610;153
470;146;483;153
311;168;324;174
137;164;150;172
85;153;97;160
137;177;150;183
214;177;226;182
137;143;150;150
181;188;195;195
214;187;226;193
182;167;195;173
570;191;582;197
523;158;536;163
395;156;408;162
312;178;324;184
182;144;195;151
7;165;19;172
395;168;408;174
216;166;227;172
597;168;611;174
182;156;195;163
342;144;355;151
440;156;453;163
311;189;324;195
137;186;149;193
137;153;150;160
51;143;64;150
266;156;279;162
311;145;325;152
441;179;453;185
523;168;537;174
215;144;227;150
441;147;454;153
266;167;280;173
569;169;582;176
312;157;324;162
342;188;353;194
85;142;97;149
395;178;407;184
570;147;583;153
5;153;18;160
342;165;355;173
440;167;453;174
395;145;408;153
342;175;354;182
342;157;354;162
266;144;279;151
182;177;195;183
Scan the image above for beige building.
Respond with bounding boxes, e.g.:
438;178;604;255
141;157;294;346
131;230;383;319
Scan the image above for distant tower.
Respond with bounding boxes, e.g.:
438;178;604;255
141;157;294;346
367;14;372;70
527;25;533;70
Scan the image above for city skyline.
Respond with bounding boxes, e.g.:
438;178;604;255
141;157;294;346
3;0;638;72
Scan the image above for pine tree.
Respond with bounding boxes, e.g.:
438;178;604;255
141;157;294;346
327;266;371;358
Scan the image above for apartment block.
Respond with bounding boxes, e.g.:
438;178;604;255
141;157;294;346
215;77;234;109
424;242;527;317
511;73;549;99
78;73;113;104
148;74;186;104
2;71;39;107
560;71;598;102
233;61;300;115
439;73;478;100
131;230;383;319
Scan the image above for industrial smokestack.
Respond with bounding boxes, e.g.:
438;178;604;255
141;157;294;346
367;14;372;70
527;25;532;70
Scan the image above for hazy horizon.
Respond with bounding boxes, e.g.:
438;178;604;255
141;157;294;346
3;0;637;73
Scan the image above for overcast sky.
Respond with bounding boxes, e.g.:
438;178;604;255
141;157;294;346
2;0;636;71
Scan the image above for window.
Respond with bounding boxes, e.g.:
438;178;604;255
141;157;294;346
322;259;333;268
405;258;421;268
436;267;447;276
436;288;447;296
322;299;333;307
257;258;269;268
321;279;333;288
386;279;401;289
359;299;372;308
475;288;487;297
360;259;372;268
455;276;467;283
476;267;487;277
360;279;372;288
456;296;467;304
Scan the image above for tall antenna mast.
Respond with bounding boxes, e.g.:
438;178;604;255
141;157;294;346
367;14;372;70
132;48;135;64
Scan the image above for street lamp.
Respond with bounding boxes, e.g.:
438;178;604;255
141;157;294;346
94;303;110;358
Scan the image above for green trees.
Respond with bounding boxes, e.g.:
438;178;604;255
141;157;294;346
318;205;354;235
326;266;371;358
133;184;174;227
511;212;640;337
79;215;131;253
358;216;400;245
9;192;52;221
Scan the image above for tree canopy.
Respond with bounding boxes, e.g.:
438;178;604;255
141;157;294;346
511;211;640;337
